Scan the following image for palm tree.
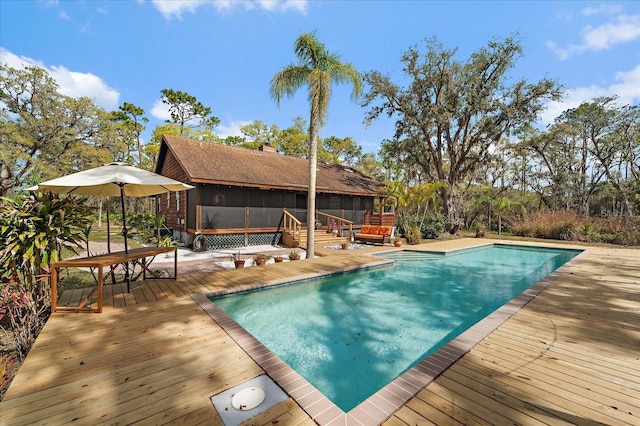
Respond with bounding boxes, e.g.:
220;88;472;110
270;31;362;258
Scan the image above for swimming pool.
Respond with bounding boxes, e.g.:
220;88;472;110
206;244;582;418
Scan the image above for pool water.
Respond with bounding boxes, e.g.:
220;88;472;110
211;244;581;412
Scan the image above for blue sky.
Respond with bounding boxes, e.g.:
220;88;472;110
1;0;639;154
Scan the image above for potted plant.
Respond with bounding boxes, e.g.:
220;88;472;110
273;255;284;263
232;253;245;269
288;250;300;261
253;253;271;266
329;219;338;236
341;241;349;250
392;237;402;247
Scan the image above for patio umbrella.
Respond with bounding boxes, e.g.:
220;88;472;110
27;162;194;290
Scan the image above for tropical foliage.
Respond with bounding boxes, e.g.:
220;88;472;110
0;193;93;289
0;192;92;391
270;30;362;257
379;181;446;243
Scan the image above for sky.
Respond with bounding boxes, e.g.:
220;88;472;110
1;0;639;155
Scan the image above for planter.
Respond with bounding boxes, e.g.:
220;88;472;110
274;256;284;263
341;242;349;250
393;240;402;247
255;259;266;266
234;260;245;269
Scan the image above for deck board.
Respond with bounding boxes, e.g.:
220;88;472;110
1;239;638;425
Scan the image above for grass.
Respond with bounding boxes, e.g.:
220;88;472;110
57;226;145;291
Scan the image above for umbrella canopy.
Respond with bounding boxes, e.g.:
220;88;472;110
27;162;194;292
26;162;194;197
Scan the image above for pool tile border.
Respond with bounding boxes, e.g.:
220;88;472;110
193;244;587;425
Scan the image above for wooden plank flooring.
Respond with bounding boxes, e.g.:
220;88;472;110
1;239;638;426
383;244;640;426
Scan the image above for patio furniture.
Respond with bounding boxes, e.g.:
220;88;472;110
354;225;395;245
50;246;177;313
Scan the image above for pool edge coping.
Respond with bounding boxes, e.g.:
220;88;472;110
192;242;588;425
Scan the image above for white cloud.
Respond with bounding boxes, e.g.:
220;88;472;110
581;4;622;16
150;0;307;19
150;99;171;121
216;119;252;138
150;0;206;19
540;64;640;124
58;10;72;21
582;14;640;49
548;14;640;60
0;47;119;110
257;0;307;13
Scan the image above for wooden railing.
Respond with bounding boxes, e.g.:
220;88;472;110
315;211;354;241
283;209;302;246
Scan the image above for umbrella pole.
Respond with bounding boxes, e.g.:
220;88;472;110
106;200;111;253
119;184;131;292
106;200;117;285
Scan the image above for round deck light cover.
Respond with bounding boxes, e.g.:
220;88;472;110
231;387;265;411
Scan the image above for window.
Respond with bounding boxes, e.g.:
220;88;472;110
382;197;394;213
166;192;170;208
175;192;180;211
374;197;394;214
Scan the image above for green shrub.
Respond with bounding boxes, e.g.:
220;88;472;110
0;194;93;290
0;193;92;366
421;213;445;239
551;222;578;241
405;226;422;245
612;230;640;246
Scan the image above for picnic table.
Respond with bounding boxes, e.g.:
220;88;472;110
51;246;177;313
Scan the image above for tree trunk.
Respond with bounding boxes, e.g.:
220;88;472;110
441;189;459;234
306;111;319;259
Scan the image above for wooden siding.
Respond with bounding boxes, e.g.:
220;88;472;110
2;240;637;426
157;148;191;230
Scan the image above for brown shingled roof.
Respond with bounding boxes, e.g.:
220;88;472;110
157;135;382;196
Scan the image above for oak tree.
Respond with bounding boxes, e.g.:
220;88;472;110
363;36;562;231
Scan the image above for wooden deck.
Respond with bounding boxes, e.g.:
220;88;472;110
1;239;638;425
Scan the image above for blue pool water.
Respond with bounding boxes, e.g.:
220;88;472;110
211;244;580;411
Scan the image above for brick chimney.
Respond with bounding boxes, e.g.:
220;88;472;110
258;143;276;153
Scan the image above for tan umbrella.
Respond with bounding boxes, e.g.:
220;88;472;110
27;162;194;290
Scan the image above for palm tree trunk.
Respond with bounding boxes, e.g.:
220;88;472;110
306;111;319;259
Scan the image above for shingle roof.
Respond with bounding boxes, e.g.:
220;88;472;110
157;135;383;196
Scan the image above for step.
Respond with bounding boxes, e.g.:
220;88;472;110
289;230;348;248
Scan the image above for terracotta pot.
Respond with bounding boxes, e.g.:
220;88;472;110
234;260;245;269
341;243;349;250
255;259;266;266
274;257;284;263
393;240;402;247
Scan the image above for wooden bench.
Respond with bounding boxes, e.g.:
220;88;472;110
354;225;395;245
51;246;177;313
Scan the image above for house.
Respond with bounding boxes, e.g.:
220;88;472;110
155;134;395;249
